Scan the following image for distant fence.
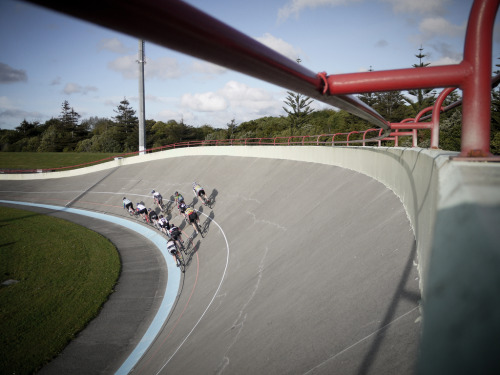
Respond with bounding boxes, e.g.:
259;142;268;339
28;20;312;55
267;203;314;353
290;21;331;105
0;129;410;174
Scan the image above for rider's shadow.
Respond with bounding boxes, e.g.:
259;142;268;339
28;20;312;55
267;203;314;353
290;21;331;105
165;196;174;212
209;189;218;206
202;211;214;234
186;240;201;266
179;220;187;231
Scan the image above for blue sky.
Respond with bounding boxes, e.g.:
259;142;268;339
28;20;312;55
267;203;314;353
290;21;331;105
0;0;498;130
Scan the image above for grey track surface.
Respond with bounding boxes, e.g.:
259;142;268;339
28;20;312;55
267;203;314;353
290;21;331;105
0;155;420;375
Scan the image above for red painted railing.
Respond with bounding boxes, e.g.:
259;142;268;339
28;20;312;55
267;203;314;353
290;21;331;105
24;0;500;160
0;130;404;174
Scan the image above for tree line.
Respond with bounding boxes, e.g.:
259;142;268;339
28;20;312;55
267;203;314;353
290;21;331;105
1;50;499;154
1;92;498;154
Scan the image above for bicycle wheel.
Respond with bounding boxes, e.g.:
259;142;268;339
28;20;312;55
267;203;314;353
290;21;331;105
195;222;203;237
176;251;185;272
176;239;186;254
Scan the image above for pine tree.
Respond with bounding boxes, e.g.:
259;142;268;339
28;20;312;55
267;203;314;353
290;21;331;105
113;98;139;151
282;58;314;136
405;46;437;116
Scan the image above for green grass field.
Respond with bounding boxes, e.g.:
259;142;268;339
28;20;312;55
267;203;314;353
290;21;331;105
0;206;121;375
0;152;118;170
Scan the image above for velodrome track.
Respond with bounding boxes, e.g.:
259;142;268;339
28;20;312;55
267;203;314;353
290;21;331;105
0;148;421;374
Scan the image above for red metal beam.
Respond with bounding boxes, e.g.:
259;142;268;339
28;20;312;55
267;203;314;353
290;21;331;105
25;0;389;131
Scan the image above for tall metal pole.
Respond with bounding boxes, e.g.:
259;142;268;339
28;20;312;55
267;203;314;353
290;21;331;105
138;40;146;154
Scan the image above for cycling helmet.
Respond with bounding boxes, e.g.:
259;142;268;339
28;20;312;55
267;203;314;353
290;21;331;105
175;191;178;195
137;203;140;206
123;197;126;200
159;214;163;218
148;208;151;211
192;182;197;187
151;190;155;194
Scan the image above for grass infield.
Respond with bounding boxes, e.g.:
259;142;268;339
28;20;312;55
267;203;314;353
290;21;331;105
0;206;121;375
0;152;117;170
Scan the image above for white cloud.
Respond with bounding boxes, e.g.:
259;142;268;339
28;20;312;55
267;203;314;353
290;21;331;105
108;55;137;79
63;83;98;95
98;38;129;54
176;80;283;126
220;80;277;113
381;0;450;15
0;96;15;110
190;60;227;76
278;0;361;22
429;56;462;66
146;57;183;79
108;55;182;80
419;17;465;39
181;92;227;112
255;33;303;61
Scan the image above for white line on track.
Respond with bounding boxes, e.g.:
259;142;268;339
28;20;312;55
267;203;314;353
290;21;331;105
154;210;230;375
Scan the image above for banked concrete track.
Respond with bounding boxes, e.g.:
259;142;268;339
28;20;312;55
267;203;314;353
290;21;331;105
0;147;421;374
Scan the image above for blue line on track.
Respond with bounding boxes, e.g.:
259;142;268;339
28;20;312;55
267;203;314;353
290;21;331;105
0;200;179;375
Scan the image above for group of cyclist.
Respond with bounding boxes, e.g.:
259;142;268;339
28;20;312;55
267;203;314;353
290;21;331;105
122;182;211;268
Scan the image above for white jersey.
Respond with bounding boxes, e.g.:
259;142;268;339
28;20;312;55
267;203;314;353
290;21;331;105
123;198;132;205
193;184;203;194
167;241;177;255
137;203;146;211
158;217;169;228
153;191;162;199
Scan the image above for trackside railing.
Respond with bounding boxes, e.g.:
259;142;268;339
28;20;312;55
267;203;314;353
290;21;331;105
0;129;410;174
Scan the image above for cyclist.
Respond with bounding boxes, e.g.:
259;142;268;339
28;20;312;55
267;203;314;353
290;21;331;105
167;239;181;267
192;182;209;205
158;214;170;235
185;206;201;234
123;197;134;213
178;201;188;220
147;208;159;227
174;191;185;206
136;202;148;222
168;223;185;249
151;190;164;209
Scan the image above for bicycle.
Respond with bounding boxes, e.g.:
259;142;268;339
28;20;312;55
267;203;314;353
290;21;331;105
199;193;211;207
154;197;165;212
171;234;186;253
174;248;185;272
194;220;203;238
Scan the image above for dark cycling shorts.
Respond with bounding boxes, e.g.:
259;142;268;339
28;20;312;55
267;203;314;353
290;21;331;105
138;208;147;215
125;202;133;210
188;211;198;223
197;189;206;197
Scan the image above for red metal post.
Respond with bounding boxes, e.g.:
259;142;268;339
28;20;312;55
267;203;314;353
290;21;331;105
460;0;499;156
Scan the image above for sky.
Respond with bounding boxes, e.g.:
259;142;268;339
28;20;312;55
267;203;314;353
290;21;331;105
0;0;499;131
